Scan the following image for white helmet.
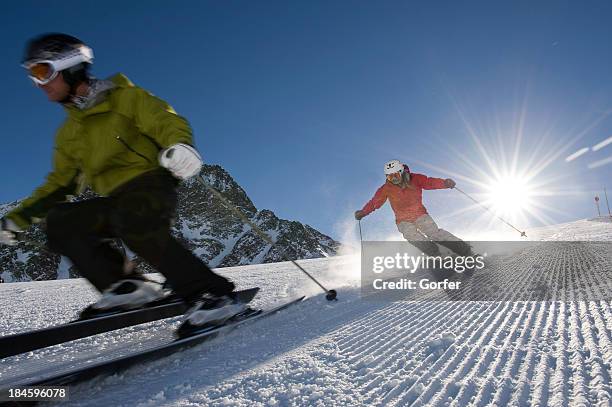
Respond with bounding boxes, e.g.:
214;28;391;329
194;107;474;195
384;159;404;175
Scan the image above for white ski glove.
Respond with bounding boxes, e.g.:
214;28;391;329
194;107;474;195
159;144;203;180
0;218;22;246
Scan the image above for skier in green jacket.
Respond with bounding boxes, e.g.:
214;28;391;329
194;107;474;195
0;33;246;330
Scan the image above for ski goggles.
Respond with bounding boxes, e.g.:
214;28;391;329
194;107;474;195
22;46;93;86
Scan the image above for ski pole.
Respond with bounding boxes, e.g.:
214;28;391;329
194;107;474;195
197;175;338;301
605;187;612;219
357;219;364;254
454;186;527;237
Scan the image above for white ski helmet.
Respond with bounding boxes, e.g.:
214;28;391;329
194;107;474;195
384;159;404;175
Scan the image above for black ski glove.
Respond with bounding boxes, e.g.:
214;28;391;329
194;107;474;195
444;178;456;189
354;210;365;220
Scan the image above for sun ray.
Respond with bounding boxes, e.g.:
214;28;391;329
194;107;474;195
396;80;609;237
450;98;503;180
510;88;529;175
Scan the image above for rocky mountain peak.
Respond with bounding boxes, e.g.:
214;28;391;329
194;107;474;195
0;165;339;282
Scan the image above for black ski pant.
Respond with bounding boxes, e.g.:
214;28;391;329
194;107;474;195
45;169;234;299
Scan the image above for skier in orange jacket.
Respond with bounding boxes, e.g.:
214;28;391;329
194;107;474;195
355;160;472;257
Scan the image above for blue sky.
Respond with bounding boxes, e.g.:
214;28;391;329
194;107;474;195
1;1;612;240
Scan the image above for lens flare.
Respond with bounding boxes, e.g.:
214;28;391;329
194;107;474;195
485;176;532;216
402;85;611;237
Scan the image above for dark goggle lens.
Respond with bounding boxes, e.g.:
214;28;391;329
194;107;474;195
29;63;54;81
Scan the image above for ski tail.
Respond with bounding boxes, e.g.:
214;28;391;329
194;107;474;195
14;296;305;388
0;300;188;360
0;288;260;360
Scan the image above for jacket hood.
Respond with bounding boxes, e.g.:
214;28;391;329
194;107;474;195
108;73;135;88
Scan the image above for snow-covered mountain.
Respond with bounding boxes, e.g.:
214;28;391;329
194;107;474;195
0;164;339;282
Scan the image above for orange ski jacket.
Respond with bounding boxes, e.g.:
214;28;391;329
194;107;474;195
360;171;448;223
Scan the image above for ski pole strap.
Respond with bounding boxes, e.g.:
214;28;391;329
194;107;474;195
196;175;333;295
454;187;527;237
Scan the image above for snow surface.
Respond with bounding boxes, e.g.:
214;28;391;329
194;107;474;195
0;218;611;406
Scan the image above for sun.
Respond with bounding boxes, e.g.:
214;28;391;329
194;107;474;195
484;175;533;217
403;84;597;236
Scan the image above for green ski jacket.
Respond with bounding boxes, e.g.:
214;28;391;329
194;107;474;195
7;73;194;229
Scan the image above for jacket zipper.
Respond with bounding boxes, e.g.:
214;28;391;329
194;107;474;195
116;136;153;163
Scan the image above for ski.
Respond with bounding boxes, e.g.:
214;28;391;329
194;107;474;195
0;288;259;360
15;296;305;388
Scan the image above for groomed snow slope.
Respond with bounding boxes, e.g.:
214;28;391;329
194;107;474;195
0;218;611;406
